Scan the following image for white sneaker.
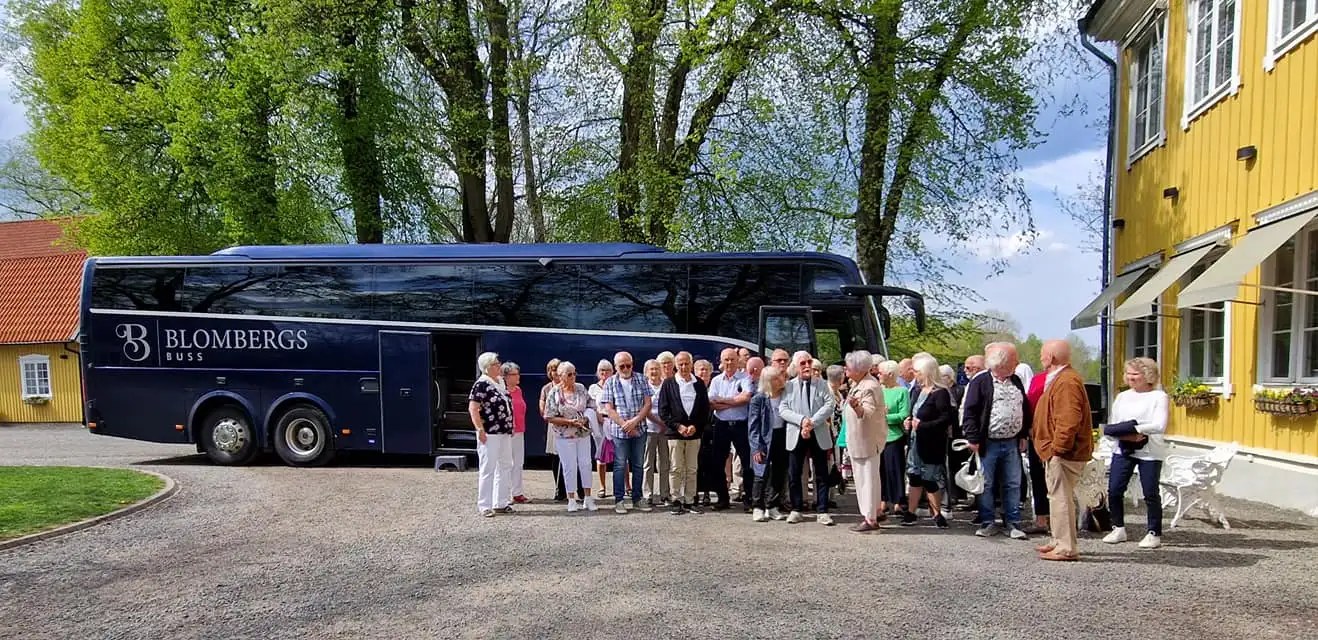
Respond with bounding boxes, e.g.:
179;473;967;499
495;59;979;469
818;513;835;526
614;502;627;514
768;508;787;521
1007;526;1028;540
1103;526;1128;544
567;498;580;513
1138;532;1162;549
584;496;598;511
752;508;768;522
786;510;804;524
975;524;1001;537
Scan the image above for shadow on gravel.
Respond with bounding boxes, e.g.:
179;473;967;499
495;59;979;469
1164;531;1317;551
128;451;568;470
1084;549;1267;568
1214;517;1315;531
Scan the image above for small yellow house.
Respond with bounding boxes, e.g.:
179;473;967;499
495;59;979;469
0;219;85;424
1079;0;1318;514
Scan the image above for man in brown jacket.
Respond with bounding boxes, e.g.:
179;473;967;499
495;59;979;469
1031;340;1094;561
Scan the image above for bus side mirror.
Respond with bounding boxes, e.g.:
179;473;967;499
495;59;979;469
878;306;891;339
905;296;926;333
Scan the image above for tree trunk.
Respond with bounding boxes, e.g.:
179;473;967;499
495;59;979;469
616;2;665;243
335;29;386;245
483;0;516;242
853;4;903;285
515;85;544;242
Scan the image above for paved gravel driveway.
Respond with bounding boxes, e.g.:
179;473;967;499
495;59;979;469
2;424;1316;639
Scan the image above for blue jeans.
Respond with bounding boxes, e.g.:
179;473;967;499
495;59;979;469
977;439;1022;526
1108;454;1163;536
612;433;648;503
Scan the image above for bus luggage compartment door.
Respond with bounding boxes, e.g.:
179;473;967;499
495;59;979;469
379;331;433;455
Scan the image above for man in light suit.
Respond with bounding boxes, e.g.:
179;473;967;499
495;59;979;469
779;350;837;525
843;350;886;532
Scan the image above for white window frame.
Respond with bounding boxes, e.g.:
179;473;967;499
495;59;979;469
18;354;53;400
1126;299;1163;363
1182;0;1243;129
1178;252;1233;395
1126;13;1168;165
1258;222;1318;384
1265;0;1318;71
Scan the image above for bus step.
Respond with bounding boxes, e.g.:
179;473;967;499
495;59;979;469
433;455;468;472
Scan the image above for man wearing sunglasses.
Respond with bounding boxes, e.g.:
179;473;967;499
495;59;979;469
600;351;654;514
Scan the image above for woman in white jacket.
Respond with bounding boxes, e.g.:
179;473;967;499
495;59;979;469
1103;357;1169;549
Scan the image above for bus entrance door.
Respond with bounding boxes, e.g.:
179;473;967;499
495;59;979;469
379;330;434;455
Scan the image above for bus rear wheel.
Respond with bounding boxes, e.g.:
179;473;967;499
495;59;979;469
201;406;259;466
272;405;336;467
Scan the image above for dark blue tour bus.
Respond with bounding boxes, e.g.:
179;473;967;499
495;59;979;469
80;243;923;466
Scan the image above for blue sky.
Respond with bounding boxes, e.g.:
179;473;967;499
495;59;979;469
0;45;1109;343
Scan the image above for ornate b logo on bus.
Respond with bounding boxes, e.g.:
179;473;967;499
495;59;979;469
116;323;152;362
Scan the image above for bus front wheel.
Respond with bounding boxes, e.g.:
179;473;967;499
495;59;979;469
201;406;259;466
272;405;336;467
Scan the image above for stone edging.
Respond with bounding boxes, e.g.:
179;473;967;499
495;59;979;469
0;468;178;552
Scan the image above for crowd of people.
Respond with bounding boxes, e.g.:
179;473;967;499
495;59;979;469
466;339;1170;561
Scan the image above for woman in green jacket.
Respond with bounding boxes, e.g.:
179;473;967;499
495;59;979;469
877;360;911;517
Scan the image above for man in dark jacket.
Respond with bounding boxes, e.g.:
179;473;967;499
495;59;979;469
961;342;1032;540
659;351;711;514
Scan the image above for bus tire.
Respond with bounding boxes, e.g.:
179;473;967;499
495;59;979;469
201;405;259;466
272;405;336;467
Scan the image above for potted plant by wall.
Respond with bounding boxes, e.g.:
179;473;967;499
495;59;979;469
1169;378;1218;410
1254;387;1318;417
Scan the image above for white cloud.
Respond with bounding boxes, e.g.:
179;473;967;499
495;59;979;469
966;229;1071;261
1019;147;1105;198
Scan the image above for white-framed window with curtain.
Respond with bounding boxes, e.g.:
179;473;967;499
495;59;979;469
1266;0;1318;70
1127;14;1167;162
18;354;52;399
1183;0;1240;127
1259;226;1318;383
1180;264;1229;384
1127;303;1161;363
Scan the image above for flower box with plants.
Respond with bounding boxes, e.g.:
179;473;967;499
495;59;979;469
1254;387;1318;417
1169;378;1218;410
21;395;50;406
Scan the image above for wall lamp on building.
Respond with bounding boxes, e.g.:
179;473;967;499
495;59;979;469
1237;145;1258;162
1112;218;1126;230
1163;187;1179;200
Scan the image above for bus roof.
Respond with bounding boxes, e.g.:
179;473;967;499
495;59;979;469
90;243;858;269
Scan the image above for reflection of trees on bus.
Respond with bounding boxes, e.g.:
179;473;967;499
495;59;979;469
91;269;185;311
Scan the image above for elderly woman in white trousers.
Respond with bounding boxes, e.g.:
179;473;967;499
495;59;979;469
842;351;886;532
470;351;515;517
543;361;598;512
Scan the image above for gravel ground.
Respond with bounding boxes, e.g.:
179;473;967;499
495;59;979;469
1;424;1316;640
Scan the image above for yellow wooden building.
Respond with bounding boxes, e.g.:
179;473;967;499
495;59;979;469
0;219;85;424
1079;0;1318;514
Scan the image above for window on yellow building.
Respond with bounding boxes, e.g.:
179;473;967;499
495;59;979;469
1181;263;1227;383
1128;302;1160;363
18;355;52;399
1267;0;1318;70
1260;230;1318;382
1184;0;1239;123
1127;16;1166;161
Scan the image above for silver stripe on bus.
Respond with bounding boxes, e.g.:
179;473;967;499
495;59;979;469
87;308;761;350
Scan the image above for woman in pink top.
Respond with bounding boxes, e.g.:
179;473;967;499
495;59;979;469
504;362;530;504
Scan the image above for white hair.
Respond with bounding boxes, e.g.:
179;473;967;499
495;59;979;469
477;352;500;375
501;361;521;375
825;364;846;386
877;360;899;376
556;361;577;377
788;350;812;377
913;354;945;389
845;350;874;373
985;343;1010;369
596;359;614;373
656;351;675;363
938;364;957;387
613;351;633;365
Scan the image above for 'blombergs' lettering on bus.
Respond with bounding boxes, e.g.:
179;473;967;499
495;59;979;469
116;323;310;363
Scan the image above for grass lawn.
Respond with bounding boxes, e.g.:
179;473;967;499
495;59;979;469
0;466;164;541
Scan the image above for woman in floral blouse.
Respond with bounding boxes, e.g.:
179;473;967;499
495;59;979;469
470;352;515;517
543;361;598;512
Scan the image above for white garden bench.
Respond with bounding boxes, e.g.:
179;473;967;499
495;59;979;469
1159;441;1238;529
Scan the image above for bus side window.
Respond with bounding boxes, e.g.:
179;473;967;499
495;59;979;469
759;306;815;357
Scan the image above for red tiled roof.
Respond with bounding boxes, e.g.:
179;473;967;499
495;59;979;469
0;219;86;344
0;218;80;259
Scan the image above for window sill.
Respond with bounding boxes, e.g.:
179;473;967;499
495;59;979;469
1201;382;1232;399
1266;19;1318;71
1181;79;1238;131
1127;134;1164;167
